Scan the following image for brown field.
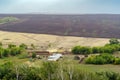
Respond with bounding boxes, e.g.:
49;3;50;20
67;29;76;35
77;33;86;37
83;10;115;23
0;30;109;51
0;14;120;38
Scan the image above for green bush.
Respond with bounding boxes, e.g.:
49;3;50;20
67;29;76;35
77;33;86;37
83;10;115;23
85;53;115;64
109;38;120;45
114;58;120;65
19;43;27;49
0;42;2;47
32;52;36;58
0;43;26;58
0;48;4;58
72;46;92;55
85;55;106;64
92;47;100;53
2;49;9;57
8;44;16;48
72;43;120;55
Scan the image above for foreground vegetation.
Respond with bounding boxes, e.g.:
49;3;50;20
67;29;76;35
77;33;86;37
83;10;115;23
0;61;120;80
0;54;120;80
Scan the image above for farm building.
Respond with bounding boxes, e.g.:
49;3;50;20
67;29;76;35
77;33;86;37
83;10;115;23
27;50;50;58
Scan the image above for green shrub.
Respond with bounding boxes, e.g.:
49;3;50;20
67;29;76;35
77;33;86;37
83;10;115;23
85;53;115;64
0;43;27;58
114;58;120;65
32;52;36;58
0;42;2;47
92;47;100;53
2;49;9;57
109;38;119;45
19;43;27;49
72;43;120;55
8;44;16;48
41;62;58;80
85;55;106;64
0;48;4;58
72;46;92;55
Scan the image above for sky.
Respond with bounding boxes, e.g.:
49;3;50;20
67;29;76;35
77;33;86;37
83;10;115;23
0;0;120;14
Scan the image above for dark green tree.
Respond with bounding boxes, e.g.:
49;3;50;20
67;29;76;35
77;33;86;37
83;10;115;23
32;52;36;58
72;46;92;55
0;42;2;47
109;38;119;45
8;44;16;48
19;43;27;49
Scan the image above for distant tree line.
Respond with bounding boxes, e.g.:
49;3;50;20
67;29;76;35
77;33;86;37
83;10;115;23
72;38;120;55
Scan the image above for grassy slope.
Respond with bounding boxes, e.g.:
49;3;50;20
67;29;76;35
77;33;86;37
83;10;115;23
0;56;28;65
0;17;18;24
0;31;109;51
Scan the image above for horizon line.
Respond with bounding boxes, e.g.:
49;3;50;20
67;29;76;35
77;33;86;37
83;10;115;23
0;13;120;15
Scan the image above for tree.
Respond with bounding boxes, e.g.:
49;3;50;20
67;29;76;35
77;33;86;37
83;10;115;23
109;38;119;45
92;47;100;53
72;46;92;55
19;43;27;49
8;44;16;48
41;62;58;80
31;44;35;49
0;42;2;47
32;52;36;58
0;47;4;58
3;49;9;57
85;53;115;64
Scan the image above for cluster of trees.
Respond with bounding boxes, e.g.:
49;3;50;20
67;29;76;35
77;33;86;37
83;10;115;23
72;46;92;55
0;43;27;58
85;53;120;65
72;38;120;55
0;61;120;80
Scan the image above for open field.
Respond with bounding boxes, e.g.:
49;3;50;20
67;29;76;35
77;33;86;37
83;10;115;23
0;30;109;51
0;14;120;38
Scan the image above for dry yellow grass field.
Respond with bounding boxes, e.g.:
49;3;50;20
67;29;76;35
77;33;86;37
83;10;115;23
0;30;109;51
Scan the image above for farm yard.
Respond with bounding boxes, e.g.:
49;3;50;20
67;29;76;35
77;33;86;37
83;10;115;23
0;41;120;80
1;53;120;73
